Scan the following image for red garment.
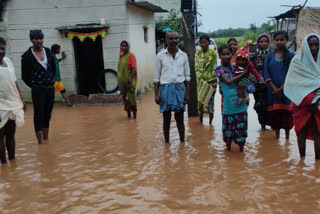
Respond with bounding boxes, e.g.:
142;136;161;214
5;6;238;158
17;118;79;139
292;91;320;140
234;60;261;82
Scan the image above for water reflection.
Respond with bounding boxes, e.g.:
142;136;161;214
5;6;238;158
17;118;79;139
0;91;319;213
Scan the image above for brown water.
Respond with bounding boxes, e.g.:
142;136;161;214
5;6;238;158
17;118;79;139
0;91;320;214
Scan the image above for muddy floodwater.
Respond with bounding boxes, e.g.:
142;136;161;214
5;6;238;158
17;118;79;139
0;91;320;214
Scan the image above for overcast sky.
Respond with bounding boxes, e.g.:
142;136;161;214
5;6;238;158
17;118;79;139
197;0;319;32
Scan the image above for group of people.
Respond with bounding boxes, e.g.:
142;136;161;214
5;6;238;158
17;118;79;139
154;30;320;159
0;29;319;164
0;30;72;163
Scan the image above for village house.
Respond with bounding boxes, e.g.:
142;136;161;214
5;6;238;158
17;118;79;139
0;0;168;101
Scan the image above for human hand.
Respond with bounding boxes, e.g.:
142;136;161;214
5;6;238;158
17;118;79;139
61;51;67;59
272;88;284;100
184;93;189;104
155;94;160;105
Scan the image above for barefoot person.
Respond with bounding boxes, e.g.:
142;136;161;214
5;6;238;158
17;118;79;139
264;31;294;139
284;34;320;159
154;30;190;143
118;40;137;119
51;44;72;107
0;37;25;163
195;34;217;124
215;45;249;152
21;30;56;144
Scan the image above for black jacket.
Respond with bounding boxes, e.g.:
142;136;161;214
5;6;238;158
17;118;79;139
21;47;56;88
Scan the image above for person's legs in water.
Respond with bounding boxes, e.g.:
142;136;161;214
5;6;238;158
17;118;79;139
208;96;214;125
32;87;45;144
297;125;307;157
285;129;290;140
311;118;320;160
163;111;171;143
5;120;16;160
43;87;55;140
0;124;7;163
175;110;185;142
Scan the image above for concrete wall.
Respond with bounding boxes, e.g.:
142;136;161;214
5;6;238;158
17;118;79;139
147;0;180;20
4;0;129;101
127;4;156;95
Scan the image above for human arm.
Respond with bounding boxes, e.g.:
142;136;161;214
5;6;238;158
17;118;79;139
15;82;26;111
184;54;191;104
21;56;32;88
154;54;161;104
219;68;248;85
154;82;160;104
248;61;261;82
128;54;137;84
184;81;190;104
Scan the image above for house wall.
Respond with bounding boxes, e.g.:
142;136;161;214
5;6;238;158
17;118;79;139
127;4;156;95
3;0;129;101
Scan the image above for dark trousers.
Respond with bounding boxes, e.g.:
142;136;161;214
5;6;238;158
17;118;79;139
163;110;185;143
31;87;55;132
0;120;16;163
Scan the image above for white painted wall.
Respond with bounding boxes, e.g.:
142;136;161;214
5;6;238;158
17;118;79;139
4;0;129;100
127;4;156;95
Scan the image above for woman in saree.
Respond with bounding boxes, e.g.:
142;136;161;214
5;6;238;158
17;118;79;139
284;34;320;159
118;40;137;119
195;34;217;124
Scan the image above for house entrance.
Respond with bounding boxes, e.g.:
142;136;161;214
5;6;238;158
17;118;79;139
73;33;105;96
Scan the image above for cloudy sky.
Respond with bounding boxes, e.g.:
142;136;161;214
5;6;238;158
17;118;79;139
197;0;319;32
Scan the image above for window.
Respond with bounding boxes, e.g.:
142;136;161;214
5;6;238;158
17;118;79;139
143;26;148;43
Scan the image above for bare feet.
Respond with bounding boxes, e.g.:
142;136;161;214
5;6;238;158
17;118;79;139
285;129;290;139
227;144;231;151
43;128;49;140
36;131;44;144
275;129;280;139
239;145;244;152
127;111;131;118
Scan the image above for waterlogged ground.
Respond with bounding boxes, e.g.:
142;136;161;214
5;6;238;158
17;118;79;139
0;91;319;214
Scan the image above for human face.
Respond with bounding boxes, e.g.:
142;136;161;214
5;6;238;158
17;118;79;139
200;38;209;52
31;37;43;49
307;36;319;59
274;34;287;50
166;32;179;49
237;57;248;67
56;48;61;55
219;48;232;64
0;43;6;61
258;36;269;50
120;43;129;54
228;41;238;54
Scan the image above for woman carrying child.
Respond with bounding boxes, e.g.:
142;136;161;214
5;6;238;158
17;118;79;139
284;33;320;159
264;31;294;139
250;34;270;130
215;45;249;152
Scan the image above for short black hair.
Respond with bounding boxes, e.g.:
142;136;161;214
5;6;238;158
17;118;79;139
166;30;178;39
120;40;129;47
218;44;232;55
51;44;61;54
30;30;44;40
0;37;6;46
308;35;319;42
227;37;238;44
199;34;210;43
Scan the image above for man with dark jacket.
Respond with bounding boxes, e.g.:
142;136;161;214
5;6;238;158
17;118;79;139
21;30;56;144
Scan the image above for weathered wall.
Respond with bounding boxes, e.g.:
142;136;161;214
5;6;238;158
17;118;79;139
127;4;156;96
4;0;129;101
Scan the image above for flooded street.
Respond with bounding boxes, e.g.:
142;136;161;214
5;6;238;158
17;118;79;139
1;91;320;214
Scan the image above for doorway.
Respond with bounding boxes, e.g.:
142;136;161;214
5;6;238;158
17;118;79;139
73;34;105;96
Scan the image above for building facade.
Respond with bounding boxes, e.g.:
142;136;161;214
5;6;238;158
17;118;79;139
1;0;165;100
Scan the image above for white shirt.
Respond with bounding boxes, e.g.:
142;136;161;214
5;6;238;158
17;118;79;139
154;48;191;85
0;57;24;128
32;47;48;69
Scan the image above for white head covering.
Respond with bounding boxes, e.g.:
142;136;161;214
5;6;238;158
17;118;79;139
284;33;320;105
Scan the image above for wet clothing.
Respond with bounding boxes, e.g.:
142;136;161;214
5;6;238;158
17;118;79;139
160;83;185;113
222;112;248;146
21;47;56;132
195;48;217;115
284;33;320;140
118;52;137;112
250;46;270;127
0;120;16;163
264;50;294;129
0;57;24;128
54;81;66;94
292;91;320;140
32;87;55;132
215;63;248;145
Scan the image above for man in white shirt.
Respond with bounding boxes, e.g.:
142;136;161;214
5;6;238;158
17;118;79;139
154;30;190;143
